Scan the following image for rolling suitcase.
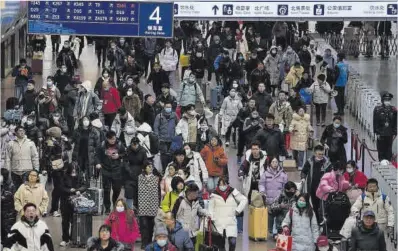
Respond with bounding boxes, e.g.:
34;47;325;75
70;213;93;248
248;205;268;241
210;86;222;110
31;52;44;75
87;172;103;215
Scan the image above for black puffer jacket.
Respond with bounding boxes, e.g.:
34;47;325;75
95;141;126;179
253;126;288;157
72;126;101;172
25;123;42;147
350;223;386;251
20;89;37;115
87;237;124;251
253;91;273;118
1;172;16;241
123;145;148;198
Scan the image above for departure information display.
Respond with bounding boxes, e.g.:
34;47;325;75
28;1;174;37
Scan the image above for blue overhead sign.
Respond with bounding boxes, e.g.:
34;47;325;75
27;1;174;38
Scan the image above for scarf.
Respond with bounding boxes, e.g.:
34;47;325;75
215;186;232;201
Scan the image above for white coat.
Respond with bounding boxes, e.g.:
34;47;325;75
175;116;197;143
208;188;248;238
6;136;39;173
137;122;153;158
159;47;178;72
308;80;331;104
219;96;243;135
111;112;136;146
241;149;267;197
186;151;209;190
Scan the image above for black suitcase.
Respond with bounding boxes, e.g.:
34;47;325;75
70;214;93;248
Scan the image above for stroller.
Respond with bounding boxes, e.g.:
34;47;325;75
320;191;351;251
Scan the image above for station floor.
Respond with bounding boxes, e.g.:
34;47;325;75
0;36;396;251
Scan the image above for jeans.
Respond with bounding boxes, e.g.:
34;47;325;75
126;199;134;210
237;215;243;233
268;212;277;235
11;172;25;190
15;83;27;102
103;175;122;210
225;125;238;144
314;103;327;123
139;216;155;248
219;236;237;251
60;199;73;242
334;86;345;114
292;150;305;170
143;54;155;77
50;170;63;213
207;176;220;192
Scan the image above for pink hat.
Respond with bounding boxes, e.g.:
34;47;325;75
317;235;329;247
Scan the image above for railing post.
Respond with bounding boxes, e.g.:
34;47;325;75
350;129;354;160
361;138;366;173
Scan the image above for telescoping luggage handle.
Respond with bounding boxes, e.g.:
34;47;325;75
91;167;103;189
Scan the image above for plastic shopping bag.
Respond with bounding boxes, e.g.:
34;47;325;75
276;234;293;251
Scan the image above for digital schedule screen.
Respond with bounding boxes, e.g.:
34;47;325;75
28;1;174;37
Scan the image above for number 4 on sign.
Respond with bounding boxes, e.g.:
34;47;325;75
150;6;161;24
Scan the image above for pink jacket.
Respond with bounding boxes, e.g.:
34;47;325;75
104;210;140;250
316;170;350;200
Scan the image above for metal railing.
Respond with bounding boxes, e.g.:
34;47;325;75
321;33;398;57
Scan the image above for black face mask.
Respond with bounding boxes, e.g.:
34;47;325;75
285;191;295;197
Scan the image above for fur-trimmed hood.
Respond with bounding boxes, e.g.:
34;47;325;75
86;237;124;251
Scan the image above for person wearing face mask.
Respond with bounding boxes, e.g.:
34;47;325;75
316;162;351;201
111;107;136;147
159;40;179;87
270;181;300;237
281;194;320;251
3;203;54;251
245;50;261;84
58;163;88;247
219;88;243;147
208;177;248;251
298;45;312;74
179;71;205;111
117;37;130;55
242;110;265;152
147;63;170;97
20;80;37;115
104;198;140;250
74;80;102;124
264;46;281;97
154;101;178;169
54;64;72;94
190;49;206;87
252;83;273;119
229;53;246;86
137;161;161;248
101;78;122;129
41;76;61;114
196;116;217;152
373;91;397;161
107;40;126;85
309;74;331;126
282;46;300;72
183;143;208;191
343;160;368;191
71;116;101;180
176;105;199;149
320;116;348;166
95;68;115;96
24;114;42;147
269;91;293;133
12;58;33;102
301;145;333;223
155;84;177;114
206;35;223;83
56;40;78;75
221;29;237;62
49;111;69;135
123;86;141;120
123;55;144;80
146;223;177;251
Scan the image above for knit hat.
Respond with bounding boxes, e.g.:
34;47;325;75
154;223;168;236
317;235;329;247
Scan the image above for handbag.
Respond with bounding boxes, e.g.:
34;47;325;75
276;233;293;251
200;218;221;251
51;159;64;170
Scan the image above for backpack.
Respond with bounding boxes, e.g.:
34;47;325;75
361;193;387;208
181;82;197;95
170;135;183;153
326;57;336;83
148;132;159;154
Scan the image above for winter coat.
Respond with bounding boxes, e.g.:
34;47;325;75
140;103;156;128
316;170;351;200
219;96;243;134
159;47;178;72
123;145;148;199
253;127;288;157
137;123;153;158
155;94;177;114
320;124;348;165
111;112;136;146
190;56;206;79
11;65;32;86
207;43;223;63
289;113;313;151
209;187;247;238
281;205;320;251
41;85;61;112
74;81;102;119
145;242;177;251
63;84;78;117
298;50;312;72
104;210;140;246
250;68;270;91
272;22;288;38
196;127;217;151
269;101;294;132
137;174;160;217
154;112;178;142
178;81;205;107
20;90;37;115
301;156;333;194
56;47;77;72
160;175;174;198
339;214;357;239
282;50;300;69
95;141;126;179
53;70;72;94
373;104;397;137
285;66;304;88
25;123;42;147
242;117;264;145
1;128;13;167
308;80;331;104
147;70;169;94
270;191;299;228
253;91;273;119
1;180;17;239
350;223;387;251
6;137;39;174
123;94;141;119
161;191;180;213
101;87;121;115
259;166;288;205
95;77;116;97
288;96;305;112
59;173;87;199
173;196;208;237
87;237;124;251
185;151;209;190
14;183;49;216
200;144;228;177
2;218;54;251
176;115;198;144
238;150;267;197
343;170;368;189
351;190;395;227
264;52;281;86
72;127;101;169
107;47;126;71
168;221;194;251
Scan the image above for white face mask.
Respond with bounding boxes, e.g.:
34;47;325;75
47;81;53;86
127;80;133;85
347;167;354;173
103;73;109;78
219;185;227;191
200;125;208;131
61;67;67;73
116;206;125;212
233;84;238;89
127;90;133;96
188;110;195;116
53;116;60;121
83;120;90;127
384;101;391;106
185;149;191;156
26;120;33;126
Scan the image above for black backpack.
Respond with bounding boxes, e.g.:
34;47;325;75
143;132;159;155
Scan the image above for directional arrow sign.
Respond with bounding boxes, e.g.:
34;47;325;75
212;5;219;15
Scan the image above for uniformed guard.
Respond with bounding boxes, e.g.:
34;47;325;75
373;91;397;161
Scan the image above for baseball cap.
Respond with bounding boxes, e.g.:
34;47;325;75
363;210;375;217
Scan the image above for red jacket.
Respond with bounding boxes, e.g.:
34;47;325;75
104;210;140;249
343;169;368;189
101;87;121;114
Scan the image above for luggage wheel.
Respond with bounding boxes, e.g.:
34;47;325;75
249;237;267;242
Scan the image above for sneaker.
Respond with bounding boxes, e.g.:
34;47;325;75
237;157;242;165
321;122;326;127
60;241;69;247
316;122;321;126
225;141;230;147
52;211;61;217
105;208;111;214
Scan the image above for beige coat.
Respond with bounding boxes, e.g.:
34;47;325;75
14;183;49;216
5;137;40;174
289;113;313;151
269;101;293;132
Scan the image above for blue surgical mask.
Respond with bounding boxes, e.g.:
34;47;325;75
165;108;172;113
297;201;306;208
157;239;167;247
333;123;340;128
